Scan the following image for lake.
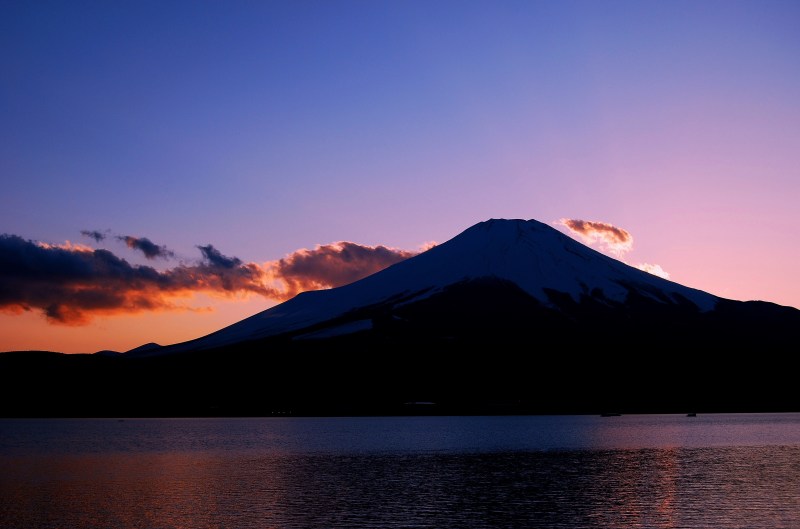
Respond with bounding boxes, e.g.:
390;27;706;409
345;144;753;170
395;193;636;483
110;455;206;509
1;414;799;528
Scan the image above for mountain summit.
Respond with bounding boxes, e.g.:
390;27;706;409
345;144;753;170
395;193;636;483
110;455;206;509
147;218;718;354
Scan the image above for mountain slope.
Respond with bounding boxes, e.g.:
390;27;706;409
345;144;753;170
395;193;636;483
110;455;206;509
146;218;718;355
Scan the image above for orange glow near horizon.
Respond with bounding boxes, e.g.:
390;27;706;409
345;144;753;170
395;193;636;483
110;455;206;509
0;296;275;354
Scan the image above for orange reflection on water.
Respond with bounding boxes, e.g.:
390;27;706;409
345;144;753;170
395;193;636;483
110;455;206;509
1;449;287;529
585;446;680;528
656;447;677;529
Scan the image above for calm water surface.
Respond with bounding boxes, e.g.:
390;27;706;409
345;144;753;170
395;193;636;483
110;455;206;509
1;414;798;528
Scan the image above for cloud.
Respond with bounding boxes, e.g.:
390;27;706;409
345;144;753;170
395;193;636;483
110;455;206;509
197;244;242;268
83;229;174;260
559;218;633;256
37;240;95;252
558;218;672;280
266;242;417;300
191;245;271;295
636;263;671;279
0;234;271;325
80;230;106;242
419;241;438;252
117;235;175;260
0;233;424;325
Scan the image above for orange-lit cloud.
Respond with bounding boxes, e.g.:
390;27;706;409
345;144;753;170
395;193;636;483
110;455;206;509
558;218;671;279
35;240;95;252
266;241;417;300
558;218;633;256
0;233;423;325
0;234;266;325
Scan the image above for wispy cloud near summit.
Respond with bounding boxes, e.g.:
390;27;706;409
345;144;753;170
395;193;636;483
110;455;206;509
558;218;633;257
558;218;671;279
636;263;671;279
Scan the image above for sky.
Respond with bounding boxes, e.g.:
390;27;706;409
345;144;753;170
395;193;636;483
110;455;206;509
1;0;799;353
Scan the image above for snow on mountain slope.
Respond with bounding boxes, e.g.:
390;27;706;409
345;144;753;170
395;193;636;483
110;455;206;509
150;219;718;354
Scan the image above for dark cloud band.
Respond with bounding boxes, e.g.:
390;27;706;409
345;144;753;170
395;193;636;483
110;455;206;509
0;233;421;325
0;234;271;324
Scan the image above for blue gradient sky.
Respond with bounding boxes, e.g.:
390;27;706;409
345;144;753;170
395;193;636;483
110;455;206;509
2;0;799;352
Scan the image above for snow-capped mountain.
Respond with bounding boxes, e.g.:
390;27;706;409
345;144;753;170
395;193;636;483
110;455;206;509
138;218;721;355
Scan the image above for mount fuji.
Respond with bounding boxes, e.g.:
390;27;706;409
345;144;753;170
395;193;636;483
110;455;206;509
2;218;798;416
137;218;721;355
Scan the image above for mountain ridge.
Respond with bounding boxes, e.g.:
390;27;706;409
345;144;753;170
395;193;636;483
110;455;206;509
139;218;719;356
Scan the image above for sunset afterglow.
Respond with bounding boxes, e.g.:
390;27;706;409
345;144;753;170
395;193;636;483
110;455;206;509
1;0;798;352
